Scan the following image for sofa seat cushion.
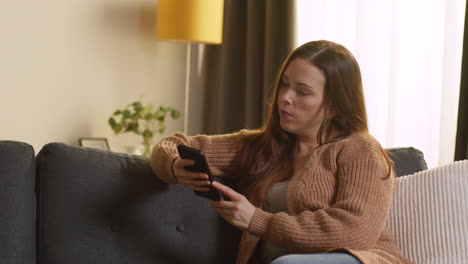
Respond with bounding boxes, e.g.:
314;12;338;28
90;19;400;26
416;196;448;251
36;143;240;264
387;160;468;264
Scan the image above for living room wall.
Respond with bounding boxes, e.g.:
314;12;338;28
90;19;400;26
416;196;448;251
0;0;202;153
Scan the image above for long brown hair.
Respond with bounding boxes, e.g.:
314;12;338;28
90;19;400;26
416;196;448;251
238;40;393;207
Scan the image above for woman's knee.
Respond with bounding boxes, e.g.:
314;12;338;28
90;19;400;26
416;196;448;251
271;253;362;264
271;254;303;264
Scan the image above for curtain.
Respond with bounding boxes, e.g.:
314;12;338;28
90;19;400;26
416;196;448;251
199;0;295;134
455;1;468;161
295;0;466;168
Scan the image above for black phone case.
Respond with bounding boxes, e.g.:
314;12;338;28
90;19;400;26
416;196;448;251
176;144;225;201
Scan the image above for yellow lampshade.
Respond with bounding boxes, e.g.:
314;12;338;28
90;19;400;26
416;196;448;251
156;0;224;44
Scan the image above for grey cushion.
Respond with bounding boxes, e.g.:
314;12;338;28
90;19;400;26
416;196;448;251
36;143;240;264
386;147;428;176
0;141;36;264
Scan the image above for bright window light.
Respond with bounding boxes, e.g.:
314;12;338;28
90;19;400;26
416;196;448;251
296;0;466;168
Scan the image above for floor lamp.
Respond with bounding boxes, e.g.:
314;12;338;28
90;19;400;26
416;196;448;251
156;0;224;135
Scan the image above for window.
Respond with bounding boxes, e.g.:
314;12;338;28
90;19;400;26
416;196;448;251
296;0;466;168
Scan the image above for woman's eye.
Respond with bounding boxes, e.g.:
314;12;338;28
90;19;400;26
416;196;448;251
297;90;309;96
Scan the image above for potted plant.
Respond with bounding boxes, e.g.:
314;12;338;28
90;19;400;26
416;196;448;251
108;99;180;157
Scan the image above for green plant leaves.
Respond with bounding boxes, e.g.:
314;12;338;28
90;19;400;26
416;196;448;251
158;124;166;134
144;113;153;120
154;111;164;121
132;101;143;109
114;124;123;134
171;109;180;119
108;99;180;145
125;122;139;134
144;104;154;113
142;129;153;138
122;109;131;118
109;117;117;128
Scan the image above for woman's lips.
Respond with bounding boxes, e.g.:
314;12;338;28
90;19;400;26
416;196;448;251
280;109;293;118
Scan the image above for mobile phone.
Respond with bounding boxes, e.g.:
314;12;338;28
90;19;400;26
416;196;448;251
176;144;224;201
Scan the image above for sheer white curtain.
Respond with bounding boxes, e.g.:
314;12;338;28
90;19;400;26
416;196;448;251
296;0;466;168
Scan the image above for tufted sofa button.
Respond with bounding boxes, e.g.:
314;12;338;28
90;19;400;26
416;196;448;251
176;224;185;232
110;223;122;232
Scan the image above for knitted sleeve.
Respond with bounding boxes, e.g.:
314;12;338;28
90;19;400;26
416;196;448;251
248;143;394;252
149;130;247;184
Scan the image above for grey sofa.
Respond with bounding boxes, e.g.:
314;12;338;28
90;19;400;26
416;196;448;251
0;141;36;264
0;140;428;264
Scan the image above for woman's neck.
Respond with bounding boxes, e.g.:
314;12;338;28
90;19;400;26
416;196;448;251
295;127;340;155
295;136;319;156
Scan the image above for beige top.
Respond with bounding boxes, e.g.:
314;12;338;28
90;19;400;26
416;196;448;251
261;181;290;262
150;130;415;264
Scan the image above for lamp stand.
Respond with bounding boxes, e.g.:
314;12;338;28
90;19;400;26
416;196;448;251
183;41;192;135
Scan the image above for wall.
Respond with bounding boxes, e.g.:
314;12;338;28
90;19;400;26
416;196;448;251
0;0;199;154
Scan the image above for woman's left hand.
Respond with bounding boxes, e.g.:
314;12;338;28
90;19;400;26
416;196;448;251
210;181;256;231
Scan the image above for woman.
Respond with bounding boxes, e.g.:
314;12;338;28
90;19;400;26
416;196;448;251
150;40;414;264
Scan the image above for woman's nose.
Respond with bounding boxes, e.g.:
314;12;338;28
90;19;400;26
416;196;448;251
280;89;293;104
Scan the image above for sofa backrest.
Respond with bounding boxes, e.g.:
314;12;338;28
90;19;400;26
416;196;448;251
34;143;428;264
0;141;36;264
386;147;428;176
35;143;240;264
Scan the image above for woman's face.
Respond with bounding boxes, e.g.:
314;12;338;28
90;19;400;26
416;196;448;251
277;58;327;137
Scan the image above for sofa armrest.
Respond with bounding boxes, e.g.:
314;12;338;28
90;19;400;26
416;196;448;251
0;141;36;264
387;160;468;264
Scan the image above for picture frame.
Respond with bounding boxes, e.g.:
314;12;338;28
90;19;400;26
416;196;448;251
78;137;110;151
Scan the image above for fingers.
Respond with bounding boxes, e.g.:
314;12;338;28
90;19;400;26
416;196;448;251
174;158;195;168
178;172;209;181
173;158;212;192
211;181;242;201
174;159;207;179
182;179;211;192
210;200;236;209
209;190;256;231
179;177;211;191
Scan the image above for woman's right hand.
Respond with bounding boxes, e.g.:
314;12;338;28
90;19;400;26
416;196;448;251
173;158;211;192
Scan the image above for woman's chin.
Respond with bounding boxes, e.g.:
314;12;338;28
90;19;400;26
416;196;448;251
280;122;295;134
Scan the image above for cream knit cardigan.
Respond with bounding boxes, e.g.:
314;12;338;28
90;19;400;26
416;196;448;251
150;131;414;264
